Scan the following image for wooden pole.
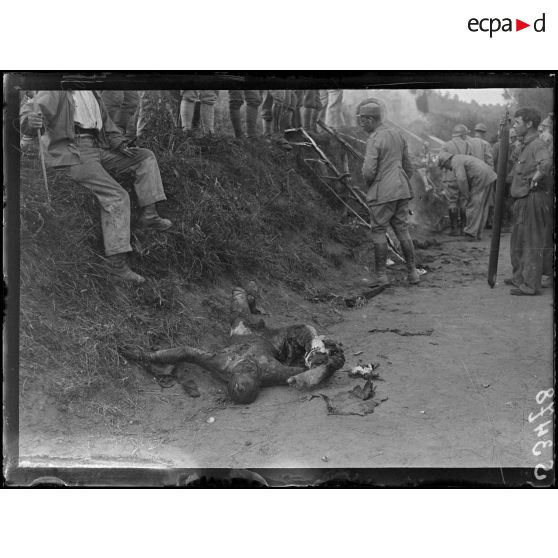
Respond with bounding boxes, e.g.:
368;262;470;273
488;110;510;288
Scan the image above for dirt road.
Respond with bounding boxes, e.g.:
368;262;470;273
19;233;554;473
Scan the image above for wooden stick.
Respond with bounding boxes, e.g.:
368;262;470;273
33;98;51;206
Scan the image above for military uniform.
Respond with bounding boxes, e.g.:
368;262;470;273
228;90;262;138
100;91;140;142
362;121;418;281
439;153;497;239
319;89;345;129
509;131;552;294
180;90;219;134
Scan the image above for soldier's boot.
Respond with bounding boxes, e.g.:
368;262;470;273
138;203;173;232
180;100;195;132
448;208;458;236
271;103;292;150
458;208;466;236
106;253;145;284
200;103;215;134
245;105;259;138
399;238;420;285
373;242;390;286
229;105;244;138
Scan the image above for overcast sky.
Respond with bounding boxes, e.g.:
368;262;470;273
438;89;506;106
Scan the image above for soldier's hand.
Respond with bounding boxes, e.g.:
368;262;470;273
27;111;44;129
118;145;139;158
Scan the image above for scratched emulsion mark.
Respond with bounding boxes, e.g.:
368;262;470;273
368;328;434;337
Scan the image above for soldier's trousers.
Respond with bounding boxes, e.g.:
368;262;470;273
318;89;344;129
510;190;550;293
61;136;166;256
260;90;292;121
302;90;322;110
368;198;412;244
228;90;262;109
444;178;466;210
464;181;493;238
100;91;139;141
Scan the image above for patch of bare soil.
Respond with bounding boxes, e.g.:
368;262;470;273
19;232;554;473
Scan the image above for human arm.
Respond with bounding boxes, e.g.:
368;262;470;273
362;136;380;187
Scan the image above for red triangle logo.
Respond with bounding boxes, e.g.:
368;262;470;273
516;19;530;31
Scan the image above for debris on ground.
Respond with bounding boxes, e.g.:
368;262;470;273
348;362;382;381
311;380;388;416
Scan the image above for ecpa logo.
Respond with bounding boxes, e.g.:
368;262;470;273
468;13;546;37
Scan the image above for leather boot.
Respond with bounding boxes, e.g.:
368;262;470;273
373;242;390;286
200;103;215;134
245;104;259;138
448;208;458;236
458;208;466;236
106;253;145;284
399;238;420;284
229;105;244;138
138;203;173;231
180;100;195;131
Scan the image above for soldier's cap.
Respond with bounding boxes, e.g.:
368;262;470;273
357;103;382;118
437;151;454;167
474;123;488;133
452;123;470;136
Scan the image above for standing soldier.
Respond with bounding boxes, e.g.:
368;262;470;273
468;123;494;167
180;90;219;135
301;90;322;132
469;122;496;228
441;124;473;235
319;89;345;129
228;90;262;139
358;102;420;286
260;90;292;150
505;107;552;295
100;91;140;143
437;152;497;241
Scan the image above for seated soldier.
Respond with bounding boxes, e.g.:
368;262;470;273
120;283;345;404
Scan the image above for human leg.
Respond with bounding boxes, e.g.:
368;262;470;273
180;90;198;131
511;191;549;295
368;202;396;286
391;199;420;284
199;90;218;134
229;90;245;138
64;140;144;282
100;147;171;231
464;181;492;239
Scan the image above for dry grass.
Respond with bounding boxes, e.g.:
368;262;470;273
18;113;361;430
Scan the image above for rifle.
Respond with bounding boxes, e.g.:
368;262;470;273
487;110;510;287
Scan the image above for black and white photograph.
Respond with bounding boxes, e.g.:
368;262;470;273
3;72;555;487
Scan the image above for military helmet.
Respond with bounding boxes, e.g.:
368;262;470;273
437;151;453;167
474;123;488;133
452;124;470;137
